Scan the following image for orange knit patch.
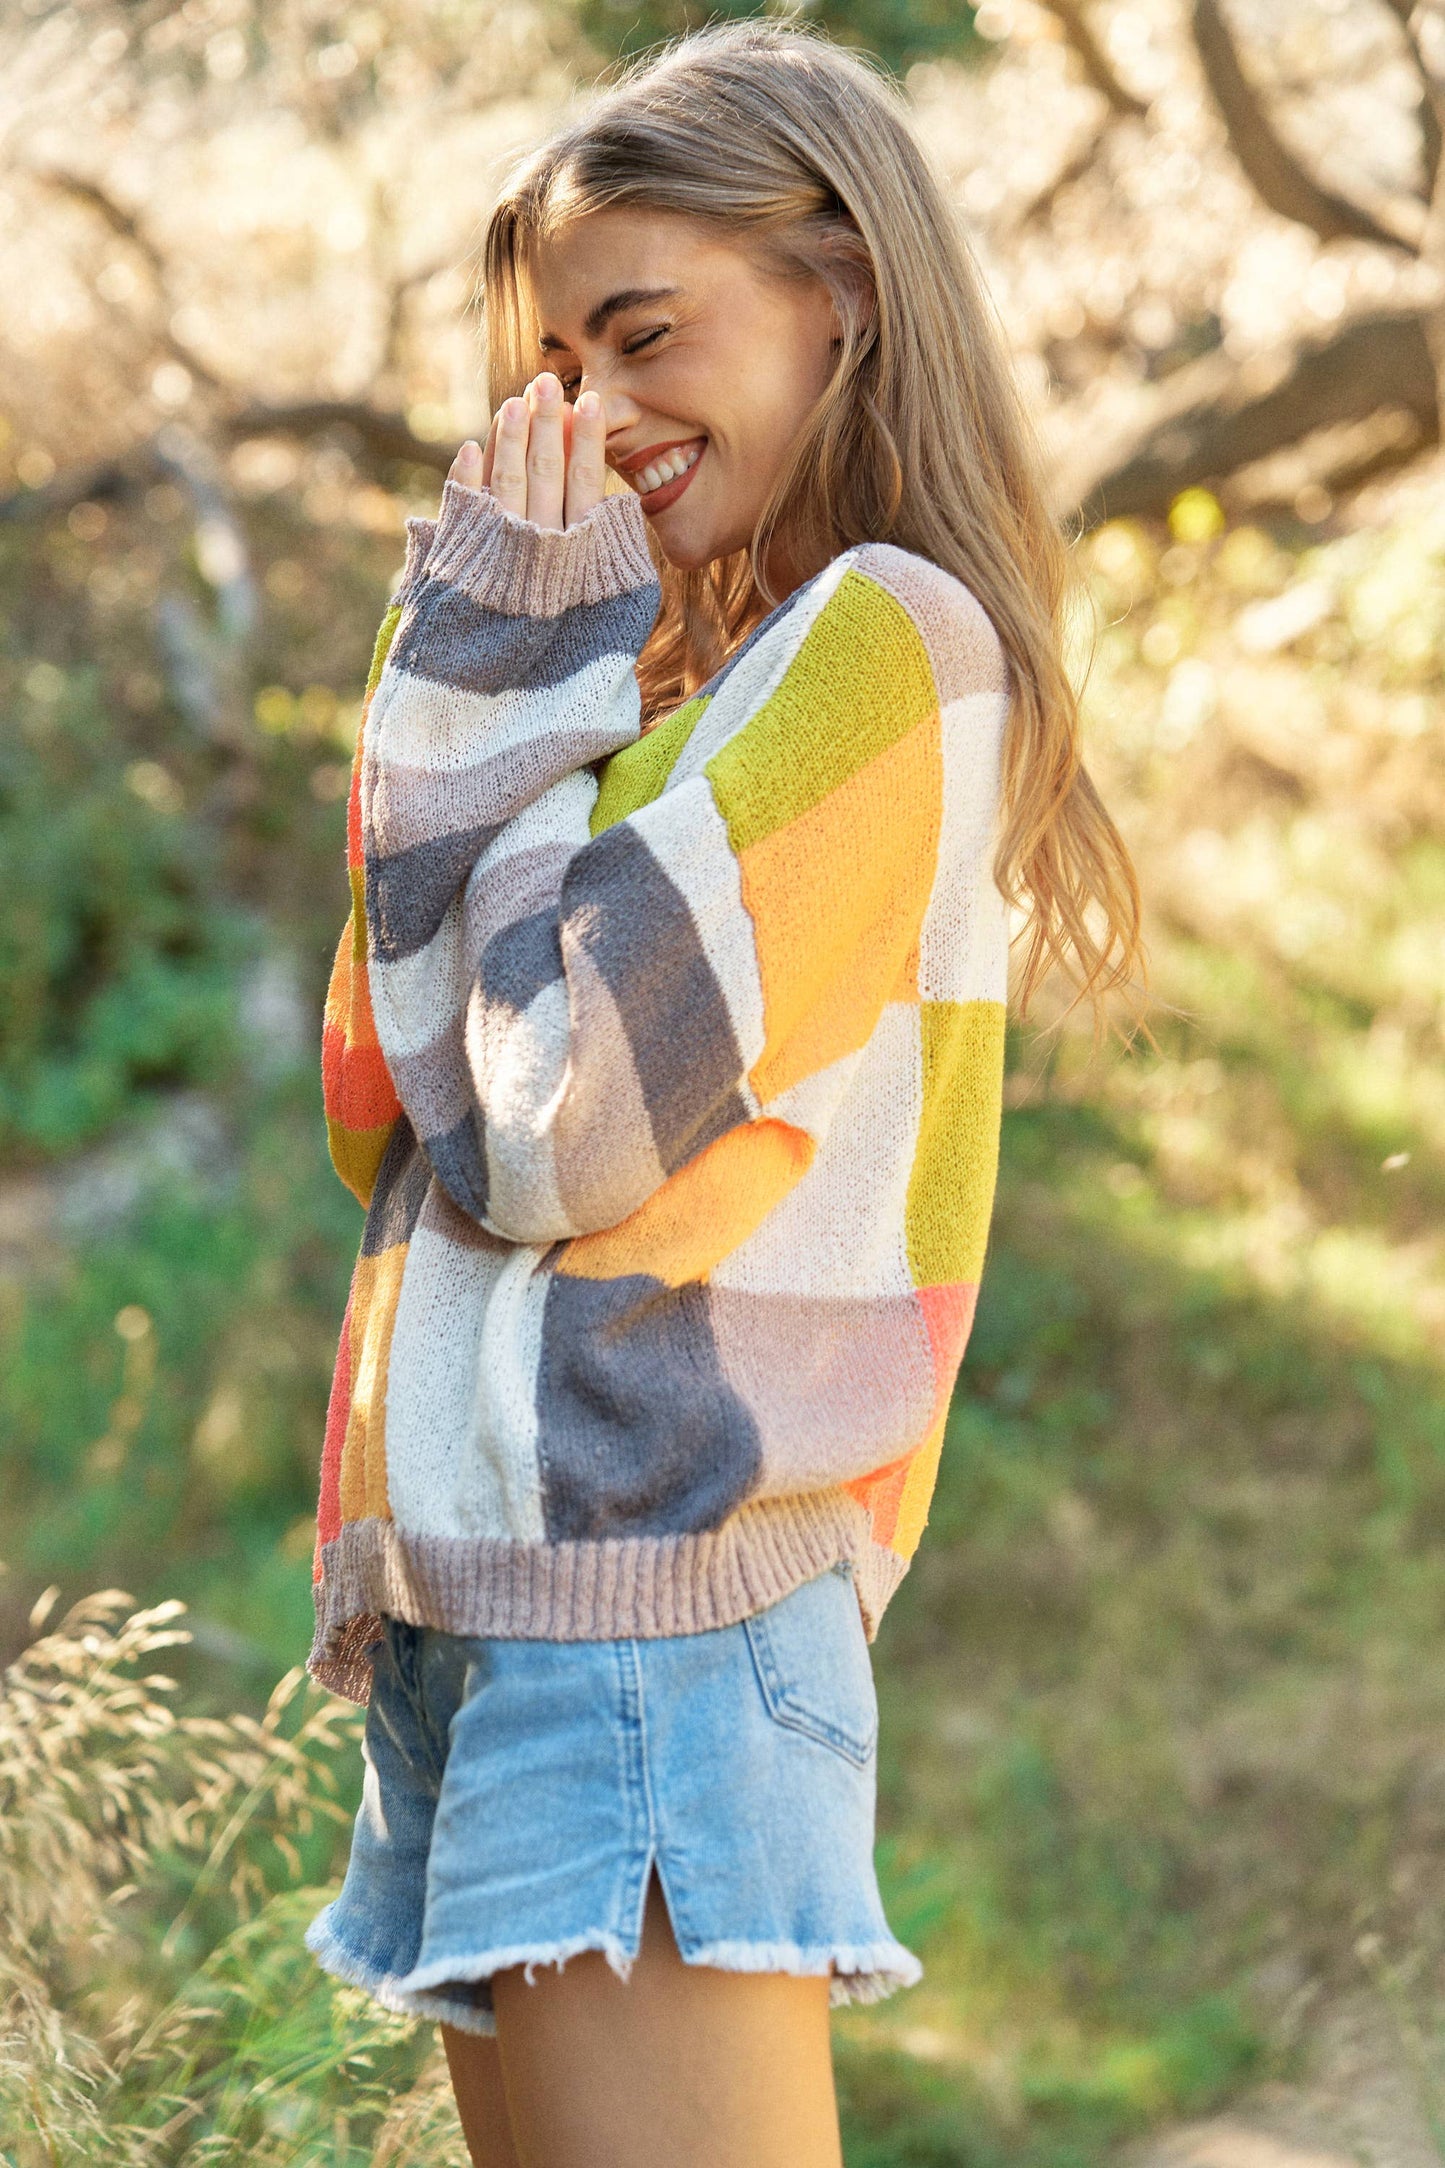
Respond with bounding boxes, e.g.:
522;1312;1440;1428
741;714;941;1105
556;1118;815;1287
845;1448;914;1550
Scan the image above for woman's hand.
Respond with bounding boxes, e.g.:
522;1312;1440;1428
448;372;608;530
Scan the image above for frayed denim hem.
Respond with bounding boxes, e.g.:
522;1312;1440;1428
304;1907;498;2037
683;1936;924;2008
398;1931;642;2000
402;1933;922;2010
311;1907;923;2028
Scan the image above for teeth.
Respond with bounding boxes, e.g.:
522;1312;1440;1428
636;443;701;496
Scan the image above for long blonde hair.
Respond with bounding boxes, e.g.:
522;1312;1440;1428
481;21;1143;1026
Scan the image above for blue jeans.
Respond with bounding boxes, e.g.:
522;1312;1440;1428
306;1561;921;2033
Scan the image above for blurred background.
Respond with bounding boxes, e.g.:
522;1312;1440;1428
3;1;1445;2160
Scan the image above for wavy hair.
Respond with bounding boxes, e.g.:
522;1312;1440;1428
480;21;1144;1026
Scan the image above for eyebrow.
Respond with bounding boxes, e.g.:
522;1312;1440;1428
538;285;681;350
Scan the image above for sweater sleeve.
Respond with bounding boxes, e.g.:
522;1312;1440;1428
363;485;994;1243
320;528;432;1207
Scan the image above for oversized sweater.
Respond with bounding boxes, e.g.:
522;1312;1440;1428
308;477;1010;1703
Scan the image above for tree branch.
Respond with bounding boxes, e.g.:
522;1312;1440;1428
1035;0;1149;119
0;401;456;523
379;255;463;378
30;167;227;390
1058;307;1439;523
1192;0;1422;251
218;400;454;469
28;166;467;464
1378;0;1444;200
1015;120;1114;230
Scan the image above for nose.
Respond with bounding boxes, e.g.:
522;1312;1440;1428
576;354;642;451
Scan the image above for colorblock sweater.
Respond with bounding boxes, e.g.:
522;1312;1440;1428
309;478;1010;1703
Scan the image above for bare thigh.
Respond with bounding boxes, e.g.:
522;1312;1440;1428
444;1867;842;2168
442;2024;521;2168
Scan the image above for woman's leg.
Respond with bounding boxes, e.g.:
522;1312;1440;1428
484;1866;843;2168
441;2025;523;2168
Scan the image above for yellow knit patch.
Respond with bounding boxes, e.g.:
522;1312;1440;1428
905;999;1006;1286
366;604;403;698
348;863;367;960
591;695;710;835
889;1407;948;1560
326;1118;396;1212
338;1244;406;1524
705;572;937;853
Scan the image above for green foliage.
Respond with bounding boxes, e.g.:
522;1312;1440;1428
0;1591;468;2167
2;1083;358;1674
0;668;245;1158
573;0;981;78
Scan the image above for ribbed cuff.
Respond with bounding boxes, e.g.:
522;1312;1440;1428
417;480;658;617
391;516;437;605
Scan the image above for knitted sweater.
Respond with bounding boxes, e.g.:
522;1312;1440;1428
309;478;1010;1703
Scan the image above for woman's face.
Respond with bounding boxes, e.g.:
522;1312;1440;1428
526;208;839;580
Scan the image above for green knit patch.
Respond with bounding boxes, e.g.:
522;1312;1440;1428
591;694;710;835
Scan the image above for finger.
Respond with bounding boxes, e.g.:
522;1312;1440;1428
448;438;483;491
524;372;566;531
565;389;607;529
489;398;529;519
479;414;500;490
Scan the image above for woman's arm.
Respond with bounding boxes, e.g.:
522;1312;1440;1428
321;378;646;1212
363;489;1002;1247
358;477;660;1230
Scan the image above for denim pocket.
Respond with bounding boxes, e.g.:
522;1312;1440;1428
374;1619;447;1785
743;1564;879;1769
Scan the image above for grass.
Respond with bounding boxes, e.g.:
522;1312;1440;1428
3;461;1445;2159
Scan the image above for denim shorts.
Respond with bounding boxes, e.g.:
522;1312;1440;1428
305;1560;922;2032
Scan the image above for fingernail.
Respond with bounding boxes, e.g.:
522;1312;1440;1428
459;439;480;475
534;373;560;403
502;397;526;423
575;390;600;419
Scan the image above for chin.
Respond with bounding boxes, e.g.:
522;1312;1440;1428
650;507;752;574
649;521;724;572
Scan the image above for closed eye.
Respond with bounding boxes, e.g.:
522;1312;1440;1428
550;323;670;396
622;324;669;355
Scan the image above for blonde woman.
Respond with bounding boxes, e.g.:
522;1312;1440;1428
306;22;1141;2167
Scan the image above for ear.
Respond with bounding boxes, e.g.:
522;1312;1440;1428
820;224;877;347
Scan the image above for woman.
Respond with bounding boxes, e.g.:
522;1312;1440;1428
305;21;1142;2167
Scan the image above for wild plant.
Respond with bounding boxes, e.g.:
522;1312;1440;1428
0;1589;467;2167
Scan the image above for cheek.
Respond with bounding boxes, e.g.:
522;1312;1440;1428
738;316;834;448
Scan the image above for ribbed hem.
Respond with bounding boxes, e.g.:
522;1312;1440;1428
406;479;657;617
848;1536;910;1645
307;1491;909;1704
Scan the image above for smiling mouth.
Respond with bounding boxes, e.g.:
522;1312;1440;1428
623;438;706;514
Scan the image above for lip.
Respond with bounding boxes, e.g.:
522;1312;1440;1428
615;435;701;475
615;435;707;515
